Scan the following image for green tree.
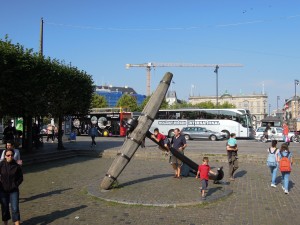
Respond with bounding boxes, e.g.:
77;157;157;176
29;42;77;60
219;101;236;109
0;36;94;151
139;95;169;111
91;93;108;108
116;94;138;111
170;101;196;109
195;101;216;109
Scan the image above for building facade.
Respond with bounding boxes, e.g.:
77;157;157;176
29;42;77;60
95;85;146;107
188;92;268;125
282;96;300;130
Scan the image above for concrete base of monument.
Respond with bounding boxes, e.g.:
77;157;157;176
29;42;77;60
87;174;232;207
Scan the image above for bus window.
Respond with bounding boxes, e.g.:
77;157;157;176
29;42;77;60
185;111;197;119
156;111;167;119
168;111;180;119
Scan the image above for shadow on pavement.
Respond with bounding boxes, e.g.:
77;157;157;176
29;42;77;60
207;186;222;197
21;205;87;225
119;174;173;188
289;180;295;190
20;188;73;203
22;157;99;174
235;170;247;178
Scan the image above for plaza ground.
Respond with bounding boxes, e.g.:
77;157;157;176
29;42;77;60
7;137;300;224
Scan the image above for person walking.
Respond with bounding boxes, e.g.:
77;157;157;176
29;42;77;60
226;137;239;181
266;140;279;187
89;125;100;148
277;143;293;194
282;122;290;145
46;124;54;143
3;122;16;144
0;149;23;225
169;128;187;179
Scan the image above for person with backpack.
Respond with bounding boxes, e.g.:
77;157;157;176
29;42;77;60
266;140;279;187
277;143;293;194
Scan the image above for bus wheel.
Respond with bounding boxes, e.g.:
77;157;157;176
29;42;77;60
103;130;109;137
168;129;174;138
210;135;217;141
184;134;191;140
221;130;230;139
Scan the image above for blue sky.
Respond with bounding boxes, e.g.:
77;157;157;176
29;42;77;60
1;0;300;111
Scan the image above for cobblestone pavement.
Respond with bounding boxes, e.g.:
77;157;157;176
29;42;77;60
20;155;300;225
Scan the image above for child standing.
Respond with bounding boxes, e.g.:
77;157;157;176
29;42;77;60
277;143;293;194
196;157;216;200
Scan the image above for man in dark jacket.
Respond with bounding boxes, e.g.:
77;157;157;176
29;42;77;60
0;149;23;225
3;122;16;144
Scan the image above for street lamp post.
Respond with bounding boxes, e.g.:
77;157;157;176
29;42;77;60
214;65;219;106
269;104;271;116
277;96;280;110
294;79;299;130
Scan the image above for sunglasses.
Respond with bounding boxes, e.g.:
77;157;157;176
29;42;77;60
5;154;13;157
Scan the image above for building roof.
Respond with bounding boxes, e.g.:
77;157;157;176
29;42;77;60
189;93;267;100
96;85;137;94
166;91;177;98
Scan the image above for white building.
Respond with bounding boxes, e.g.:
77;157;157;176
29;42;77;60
166;91;178;105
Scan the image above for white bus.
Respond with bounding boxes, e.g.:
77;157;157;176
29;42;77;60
150;108;255;139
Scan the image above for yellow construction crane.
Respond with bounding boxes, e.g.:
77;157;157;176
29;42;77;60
125;62;243;104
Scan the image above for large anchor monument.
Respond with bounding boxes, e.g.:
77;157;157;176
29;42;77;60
101;72;223;190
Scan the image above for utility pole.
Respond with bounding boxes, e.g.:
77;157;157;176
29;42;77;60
39;17;44;57
277;96;280;110
214;65;219;106
294;79;299;130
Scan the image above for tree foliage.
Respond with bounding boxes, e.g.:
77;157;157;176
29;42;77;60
218;101;236;109
0;36;94;117
139;95;169;111
116;94;138;111
0;36;94;150
91;93;108;108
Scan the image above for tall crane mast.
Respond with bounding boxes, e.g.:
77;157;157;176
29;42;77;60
126;63;243;99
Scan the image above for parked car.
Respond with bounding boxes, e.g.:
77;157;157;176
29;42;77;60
181;127;226;141
255;127;295;142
